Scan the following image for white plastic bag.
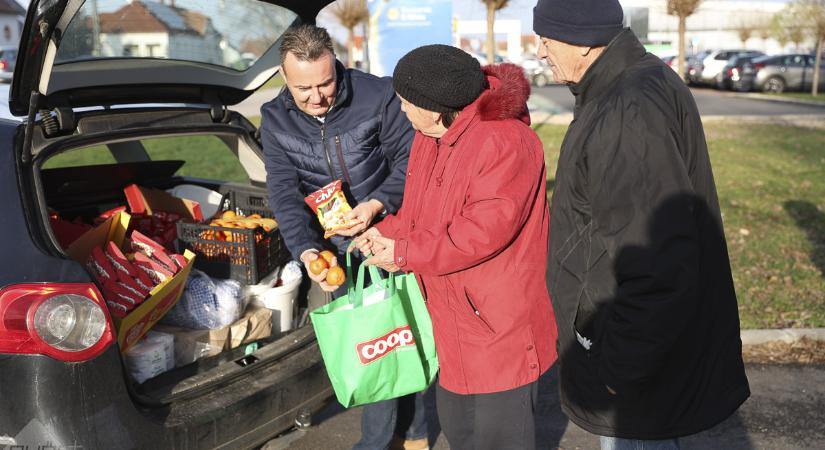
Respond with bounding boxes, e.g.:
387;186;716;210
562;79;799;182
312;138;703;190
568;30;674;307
124;330;175;384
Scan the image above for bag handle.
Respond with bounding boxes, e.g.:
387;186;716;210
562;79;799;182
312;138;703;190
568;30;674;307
344;250;396;308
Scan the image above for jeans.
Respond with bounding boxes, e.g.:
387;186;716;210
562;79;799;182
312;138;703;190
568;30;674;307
600;436;681;450
352;392;428;450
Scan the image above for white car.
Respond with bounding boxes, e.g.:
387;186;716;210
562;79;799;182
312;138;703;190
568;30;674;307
697;49;763;85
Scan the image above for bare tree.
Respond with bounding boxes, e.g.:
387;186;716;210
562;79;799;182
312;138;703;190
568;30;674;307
789;26;806;51
481;0;510;64
331;0;369;68
792;0;825;95
736;21;755;46
667;0;702;81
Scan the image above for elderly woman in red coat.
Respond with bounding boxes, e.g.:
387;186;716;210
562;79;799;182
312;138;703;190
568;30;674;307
353;45;557;450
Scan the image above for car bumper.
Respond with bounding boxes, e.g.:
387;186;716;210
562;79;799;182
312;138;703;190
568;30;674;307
0;339;332;450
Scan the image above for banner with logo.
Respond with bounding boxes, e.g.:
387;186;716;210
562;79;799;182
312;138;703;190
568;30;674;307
367;0;453;76
310;255;438;407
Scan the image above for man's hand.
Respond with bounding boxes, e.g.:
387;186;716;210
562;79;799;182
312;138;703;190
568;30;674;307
335;199;384;237
363;235;400;273
300;250;339;292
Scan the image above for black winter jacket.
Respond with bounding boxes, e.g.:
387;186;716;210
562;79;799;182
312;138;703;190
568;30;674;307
261;61;413;258
547;30;750;439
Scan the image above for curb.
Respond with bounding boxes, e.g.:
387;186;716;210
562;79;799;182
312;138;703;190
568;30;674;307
530;112;825;129
724;91;825;108
741;328;825;345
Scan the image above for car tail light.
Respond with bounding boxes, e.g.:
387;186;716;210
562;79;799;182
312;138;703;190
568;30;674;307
754;63;765;72
727;68;734;76
0;59;6;70
0;283;114;362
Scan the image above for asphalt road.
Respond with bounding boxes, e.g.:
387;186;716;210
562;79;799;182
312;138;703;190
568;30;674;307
263;363;825;450
530;84;825;117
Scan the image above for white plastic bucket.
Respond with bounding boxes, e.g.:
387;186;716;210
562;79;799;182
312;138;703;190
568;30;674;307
250;277;301;333
166;184;223;219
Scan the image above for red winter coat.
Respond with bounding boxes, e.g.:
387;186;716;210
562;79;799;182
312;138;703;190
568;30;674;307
375;64;558;395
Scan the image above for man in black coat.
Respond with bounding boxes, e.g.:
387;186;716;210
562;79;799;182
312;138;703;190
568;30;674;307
533;0;750;448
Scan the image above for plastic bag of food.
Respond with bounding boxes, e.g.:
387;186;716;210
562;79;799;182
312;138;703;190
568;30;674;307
304;180;361;238
159;269;243;330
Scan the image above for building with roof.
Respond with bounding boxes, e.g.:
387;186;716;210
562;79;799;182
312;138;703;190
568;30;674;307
97;0;225;65
0;0;25;48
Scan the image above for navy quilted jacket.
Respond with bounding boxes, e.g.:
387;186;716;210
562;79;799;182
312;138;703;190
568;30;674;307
260;61;413;258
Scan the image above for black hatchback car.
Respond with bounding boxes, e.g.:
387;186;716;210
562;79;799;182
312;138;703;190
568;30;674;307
0;1;337;449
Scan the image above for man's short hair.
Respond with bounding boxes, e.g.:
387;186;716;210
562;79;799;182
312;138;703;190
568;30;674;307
279;24;335;64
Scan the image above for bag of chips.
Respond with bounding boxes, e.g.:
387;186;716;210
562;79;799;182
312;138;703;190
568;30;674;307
305;180;361;238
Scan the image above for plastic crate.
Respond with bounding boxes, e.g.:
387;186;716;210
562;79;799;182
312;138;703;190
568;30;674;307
176;186;288;284
218;183;272;218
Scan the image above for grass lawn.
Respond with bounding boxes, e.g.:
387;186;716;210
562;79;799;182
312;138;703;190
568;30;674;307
43;118;825;329
535;121;825;329
259;74;285;91
766;92;825;104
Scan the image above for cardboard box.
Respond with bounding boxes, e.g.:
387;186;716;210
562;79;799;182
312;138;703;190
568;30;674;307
67;211;195;353
154;306;272;367
124;184;204;222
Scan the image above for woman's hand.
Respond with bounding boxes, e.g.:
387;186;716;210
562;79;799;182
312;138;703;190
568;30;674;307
350;227;383;255
363;235;400;273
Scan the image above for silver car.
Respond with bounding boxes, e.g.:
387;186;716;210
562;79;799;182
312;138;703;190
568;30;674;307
742;54;825;93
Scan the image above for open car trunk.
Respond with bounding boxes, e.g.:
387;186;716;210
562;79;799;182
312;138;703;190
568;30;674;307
33;106;327;412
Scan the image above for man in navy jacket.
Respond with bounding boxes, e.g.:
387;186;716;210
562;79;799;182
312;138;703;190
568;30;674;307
260;25;424;450
261;25;412;292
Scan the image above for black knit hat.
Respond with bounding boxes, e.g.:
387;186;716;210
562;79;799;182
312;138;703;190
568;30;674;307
533;0;624;47
392;44;486;113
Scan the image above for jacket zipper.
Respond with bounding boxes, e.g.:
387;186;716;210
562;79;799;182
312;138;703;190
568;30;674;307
320;123;335;181
334;135;352;186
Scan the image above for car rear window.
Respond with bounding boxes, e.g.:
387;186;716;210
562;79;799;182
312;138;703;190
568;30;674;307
54;0;297;71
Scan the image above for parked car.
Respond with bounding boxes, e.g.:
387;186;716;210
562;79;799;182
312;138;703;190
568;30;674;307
715;53;765;90
696;49;763;85
0;46;16;83
686;50;712;85
736;54;825;93
521;57;556;87
1;1;336;449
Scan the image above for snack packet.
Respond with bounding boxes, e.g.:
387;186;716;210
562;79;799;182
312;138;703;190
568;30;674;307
305;180;361;238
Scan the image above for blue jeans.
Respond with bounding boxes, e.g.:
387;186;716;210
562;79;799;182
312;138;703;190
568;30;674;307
600;436;680;450
352;392;428;450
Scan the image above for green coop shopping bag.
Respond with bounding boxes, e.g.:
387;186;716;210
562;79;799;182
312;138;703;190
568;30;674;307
309;253;438;408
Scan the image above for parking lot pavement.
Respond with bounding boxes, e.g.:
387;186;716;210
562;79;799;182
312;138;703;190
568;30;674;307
263;362;825;450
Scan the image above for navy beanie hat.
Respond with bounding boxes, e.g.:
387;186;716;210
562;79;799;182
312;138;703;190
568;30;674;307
533;0;624;47
392;44;486;113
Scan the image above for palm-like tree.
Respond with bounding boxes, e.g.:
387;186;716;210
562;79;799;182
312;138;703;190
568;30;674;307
667;0;702;82
331;0;369;68
481;0;510;64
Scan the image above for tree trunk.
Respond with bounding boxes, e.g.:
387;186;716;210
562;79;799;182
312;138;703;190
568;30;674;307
347;27;355;68
678;16;686;82
486;1;496;65
813;35;823;96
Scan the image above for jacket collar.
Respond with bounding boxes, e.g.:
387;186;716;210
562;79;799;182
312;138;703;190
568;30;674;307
282;59;352;121
569;29;646;109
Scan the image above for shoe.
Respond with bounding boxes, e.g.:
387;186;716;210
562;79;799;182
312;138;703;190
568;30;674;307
389;435;429;450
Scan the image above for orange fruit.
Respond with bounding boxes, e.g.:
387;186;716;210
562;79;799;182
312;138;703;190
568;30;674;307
319;250;336;265
325;266;346;286
308;258;329;275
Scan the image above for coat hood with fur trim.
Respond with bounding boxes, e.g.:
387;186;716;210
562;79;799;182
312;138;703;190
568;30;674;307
478;63;532;123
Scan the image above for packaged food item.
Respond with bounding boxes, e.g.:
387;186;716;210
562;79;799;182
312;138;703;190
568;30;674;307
133;252;175;284
304;180;361;238
129;230;178;274
87;246;117;283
